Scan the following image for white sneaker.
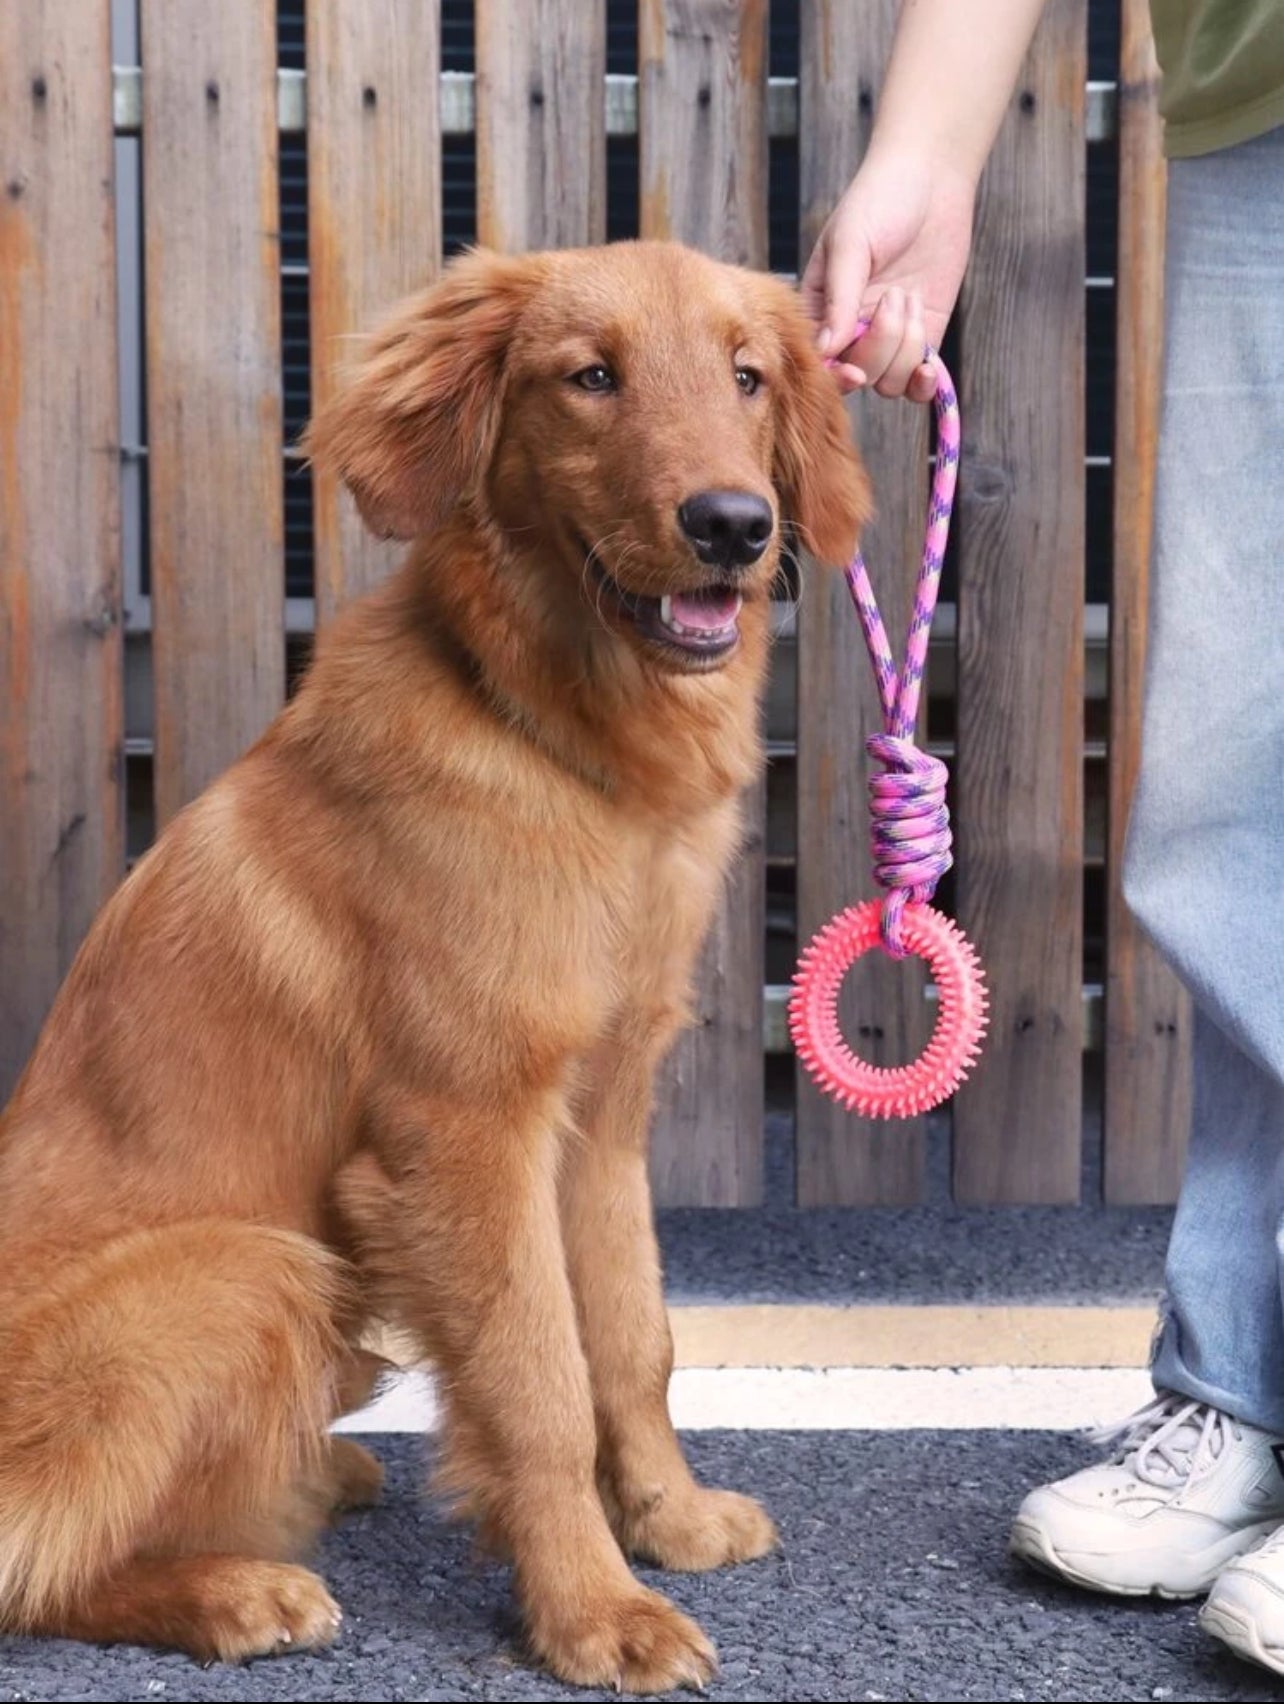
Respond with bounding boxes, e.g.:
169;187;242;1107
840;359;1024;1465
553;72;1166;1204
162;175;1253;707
1202;1524;1284;1674
1009;1393;1284;1598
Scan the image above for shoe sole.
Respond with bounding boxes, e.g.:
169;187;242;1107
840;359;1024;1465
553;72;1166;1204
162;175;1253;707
1009;1514;1273;1601
1200;1597;1284;1676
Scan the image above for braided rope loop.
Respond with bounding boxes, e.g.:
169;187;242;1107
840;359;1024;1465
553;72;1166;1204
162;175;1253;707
843;352;959;954
790;346;988;1117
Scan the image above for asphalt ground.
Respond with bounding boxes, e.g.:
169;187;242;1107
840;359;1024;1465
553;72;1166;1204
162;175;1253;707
5;1432;1279;1704
658;1107;1171;1307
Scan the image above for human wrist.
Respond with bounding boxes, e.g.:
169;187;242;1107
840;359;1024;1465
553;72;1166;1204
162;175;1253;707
859;127;981;201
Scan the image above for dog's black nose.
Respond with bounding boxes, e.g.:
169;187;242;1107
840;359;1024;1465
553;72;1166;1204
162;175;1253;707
677;490;774;571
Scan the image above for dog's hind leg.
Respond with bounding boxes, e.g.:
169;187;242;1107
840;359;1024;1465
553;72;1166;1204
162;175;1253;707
323;1437;385;1517
26;1555;343;1662
317;1344;392;1518
0;1219;350;1659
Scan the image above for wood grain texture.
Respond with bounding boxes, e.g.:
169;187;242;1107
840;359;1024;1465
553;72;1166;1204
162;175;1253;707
639;0;767;1206
639;0;767;268
476;0;604;252
141;0;284;824
952;0;1085;1204
0;0;123;1100
307;0;441;624
794;0;930;1206
1104;0;1188;1204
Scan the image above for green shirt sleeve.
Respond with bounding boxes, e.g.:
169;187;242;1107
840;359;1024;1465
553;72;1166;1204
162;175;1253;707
1150;0;1284;158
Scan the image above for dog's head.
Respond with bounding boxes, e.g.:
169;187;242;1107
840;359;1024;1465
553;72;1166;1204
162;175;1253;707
306;242;870;675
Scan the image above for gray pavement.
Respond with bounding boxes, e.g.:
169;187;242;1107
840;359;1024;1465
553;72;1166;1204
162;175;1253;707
658;1109;1172;1306
4;1433;1279;1704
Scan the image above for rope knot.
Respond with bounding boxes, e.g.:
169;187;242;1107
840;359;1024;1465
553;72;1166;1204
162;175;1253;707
865;732;953;957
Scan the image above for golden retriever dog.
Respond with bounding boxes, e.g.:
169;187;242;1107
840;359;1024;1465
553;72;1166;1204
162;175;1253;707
0;241;868;1691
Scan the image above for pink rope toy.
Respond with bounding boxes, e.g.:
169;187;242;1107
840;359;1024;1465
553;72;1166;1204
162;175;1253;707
789;339;988;1118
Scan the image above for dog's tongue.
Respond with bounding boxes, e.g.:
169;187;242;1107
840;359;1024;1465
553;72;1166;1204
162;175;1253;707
669;587;742;632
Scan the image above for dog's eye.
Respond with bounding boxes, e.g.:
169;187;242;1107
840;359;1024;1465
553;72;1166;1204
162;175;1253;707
735;366;761;396
571;365;616;393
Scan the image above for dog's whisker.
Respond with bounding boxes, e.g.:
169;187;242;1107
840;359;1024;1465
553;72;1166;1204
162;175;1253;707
578;528;637;635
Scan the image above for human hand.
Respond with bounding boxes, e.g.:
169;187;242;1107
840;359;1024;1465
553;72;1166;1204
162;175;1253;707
801;153;977;401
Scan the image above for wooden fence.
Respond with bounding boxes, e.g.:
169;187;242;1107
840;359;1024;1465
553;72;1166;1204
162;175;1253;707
0;0;1190;1209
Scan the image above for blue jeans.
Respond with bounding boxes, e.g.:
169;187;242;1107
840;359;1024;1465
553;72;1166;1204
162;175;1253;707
1128;125;1284;1433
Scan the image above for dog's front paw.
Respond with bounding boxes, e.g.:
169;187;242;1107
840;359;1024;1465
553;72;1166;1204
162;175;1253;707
621;1485;778;1572
531;1584;715;1694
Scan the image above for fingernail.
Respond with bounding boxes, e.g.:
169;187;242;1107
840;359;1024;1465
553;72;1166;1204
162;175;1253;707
817;326;832;354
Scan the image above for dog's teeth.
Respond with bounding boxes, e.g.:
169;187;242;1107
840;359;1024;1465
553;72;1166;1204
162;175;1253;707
657;593;740;645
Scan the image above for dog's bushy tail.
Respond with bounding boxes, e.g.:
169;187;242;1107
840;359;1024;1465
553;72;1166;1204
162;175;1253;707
0;1220;347;1624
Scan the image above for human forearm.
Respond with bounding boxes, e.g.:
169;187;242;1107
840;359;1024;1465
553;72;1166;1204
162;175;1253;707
867;0;1050;187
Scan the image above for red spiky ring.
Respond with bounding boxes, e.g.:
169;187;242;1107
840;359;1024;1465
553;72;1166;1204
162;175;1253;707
790;900;989;1118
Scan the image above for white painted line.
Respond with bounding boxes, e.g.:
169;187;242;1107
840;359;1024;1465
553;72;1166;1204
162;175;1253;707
335;1368;438;1434
667;1367;1152;1431
333;1365;1152;1436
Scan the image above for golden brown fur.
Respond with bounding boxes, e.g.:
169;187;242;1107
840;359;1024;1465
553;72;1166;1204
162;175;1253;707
0;242;868;1690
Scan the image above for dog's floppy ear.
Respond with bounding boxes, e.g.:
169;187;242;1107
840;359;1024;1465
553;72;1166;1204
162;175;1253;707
759;278;873;567
304;247;548;540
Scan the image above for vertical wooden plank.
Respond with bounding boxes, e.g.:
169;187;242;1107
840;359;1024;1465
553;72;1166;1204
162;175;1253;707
953;0;1085;1203
639;0;767;267
795;0;930;1206
307;1;441;624
1105;0;1188;1203
141;0;284;823
639;0;767;1206
0;1;123;1101
476;0;605;252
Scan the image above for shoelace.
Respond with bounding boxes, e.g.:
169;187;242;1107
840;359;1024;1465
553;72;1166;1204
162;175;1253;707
1090;1394;1241;1490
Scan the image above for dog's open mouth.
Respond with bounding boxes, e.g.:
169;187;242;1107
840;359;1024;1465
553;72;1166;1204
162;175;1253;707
584;550;742;662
